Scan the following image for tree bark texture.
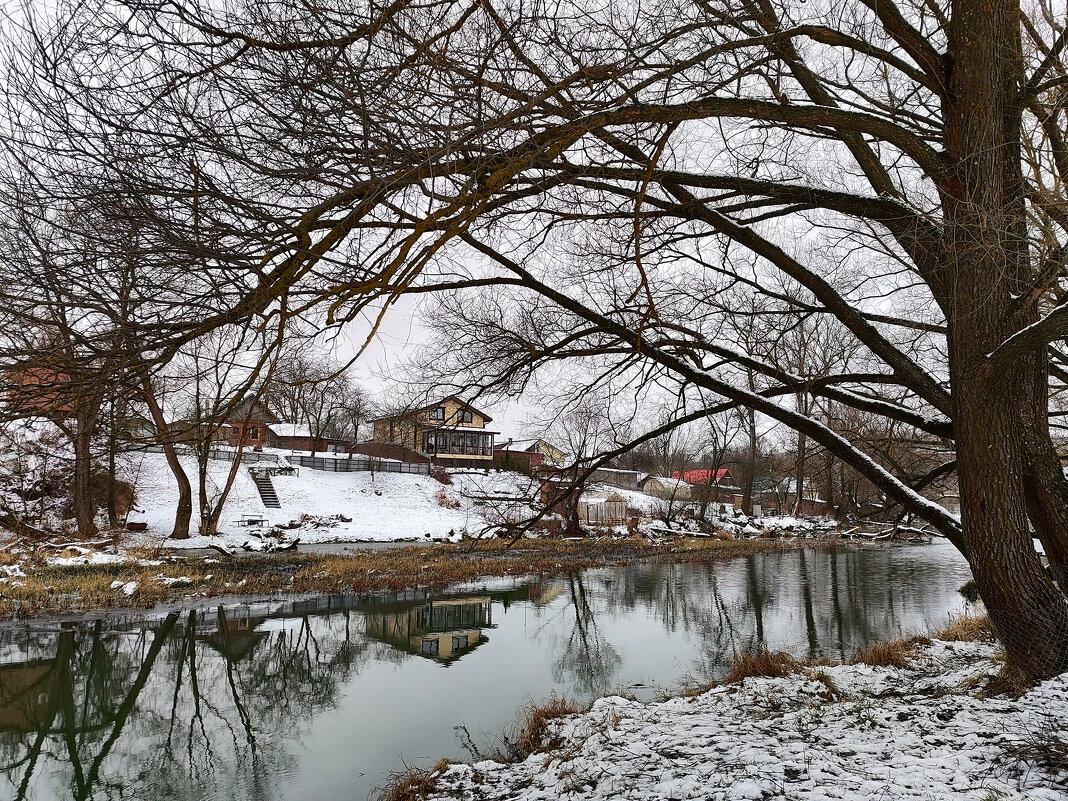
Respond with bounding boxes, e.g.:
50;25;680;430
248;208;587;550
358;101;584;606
945;0;1068;679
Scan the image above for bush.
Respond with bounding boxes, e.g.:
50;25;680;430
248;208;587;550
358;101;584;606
723;649;799;683
935;613;995;642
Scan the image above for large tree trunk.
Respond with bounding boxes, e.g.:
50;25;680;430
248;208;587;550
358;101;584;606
741;407;757;515
71;410;98;538
945;0;1068;681
142;378;192;539
1019;405;1068;588
792;431;807;516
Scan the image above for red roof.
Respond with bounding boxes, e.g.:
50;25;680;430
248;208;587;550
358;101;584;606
673;468;733;485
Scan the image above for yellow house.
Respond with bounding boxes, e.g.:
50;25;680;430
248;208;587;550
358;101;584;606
371;396;497;467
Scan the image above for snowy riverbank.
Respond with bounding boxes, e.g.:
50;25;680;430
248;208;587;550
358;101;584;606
426;639;1068;801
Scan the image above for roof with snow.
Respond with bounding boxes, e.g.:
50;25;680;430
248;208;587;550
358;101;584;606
268;423;313;439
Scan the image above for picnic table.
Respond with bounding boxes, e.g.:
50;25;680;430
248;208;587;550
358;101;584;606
234;515;269;528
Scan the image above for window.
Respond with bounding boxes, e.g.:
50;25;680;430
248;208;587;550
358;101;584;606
452;635;468;652
459;409;474;424
429;406;445;421
248;427;259;440
421;638;439;655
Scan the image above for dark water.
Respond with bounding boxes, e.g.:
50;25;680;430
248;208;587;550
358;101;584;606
0;542;972;801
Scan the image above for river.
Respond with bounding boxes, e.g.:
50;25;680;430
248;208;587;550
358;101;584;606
0;541;973;801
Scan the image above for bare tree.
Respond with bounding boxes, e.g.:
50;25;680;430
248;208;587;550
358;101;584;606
8;0;1068;680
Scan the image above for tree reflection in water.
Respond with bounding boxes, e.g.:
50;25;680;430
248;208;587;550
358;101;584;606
545;574;622;695
0;605;373;801
0;545;971;801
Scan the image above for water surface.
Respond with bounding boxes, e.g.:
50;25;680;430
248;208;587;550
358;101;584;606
0;542;972;801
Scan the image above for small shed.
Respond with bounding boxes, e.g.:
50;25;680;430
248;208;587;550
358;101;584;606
579;492;628;525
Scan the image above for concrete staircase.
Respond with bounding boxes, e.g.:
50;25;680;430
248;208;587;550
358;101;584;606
250;469;281;509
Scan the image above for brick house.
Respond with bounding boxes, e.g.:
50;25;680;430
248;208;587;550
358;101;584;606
213;398;278;450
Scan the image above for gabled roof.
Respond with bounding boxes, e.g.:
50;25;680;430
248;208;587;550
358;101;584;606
373;395;493;423
674;467;733;485
496;437;565;454
227;397;280;424
268;422;312;439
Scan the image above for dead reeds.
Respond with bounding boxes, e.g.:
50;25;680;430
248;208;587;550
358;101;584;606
723;649;799;683
852;637;928;669
370;759;450;801
503;694;584;759
934;613;995;642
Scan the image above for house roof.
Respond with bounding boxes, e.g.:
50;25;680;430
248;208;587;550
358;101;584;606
674;467;733;485
268;422;312;439
496;437;565;455
372;395;494;423
226;397;280;424
641;475;689;489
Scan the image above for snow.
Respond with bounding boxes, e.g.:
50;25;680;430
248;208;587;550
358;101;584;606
123;452;535;547
431;640;1068;800
47;550;144;567
266;422;313;438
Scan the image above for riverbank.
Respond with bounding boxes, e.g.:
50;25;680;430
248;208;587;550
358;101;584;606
397;624;1068;801
0;534;836;620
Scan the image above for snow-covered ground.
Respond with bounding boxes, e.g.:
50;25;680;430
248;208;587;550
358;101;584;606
430;640;1068;801
121;451;539;548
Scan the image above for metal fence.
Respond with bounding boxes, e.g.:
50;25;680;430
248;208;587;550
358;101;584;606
287;454;429;474
206;448;285;465
142;444;285;464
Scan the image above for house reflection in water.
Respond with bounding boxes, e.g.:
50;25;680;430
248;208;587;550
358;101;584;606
200;609;269;663
0;659;56;733
364;595;493;663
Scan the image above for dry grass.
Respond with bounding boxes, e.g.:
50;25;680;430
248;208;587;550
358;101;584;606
934;613;995;642
0;536;808;620
434;489;461;509
851;637;923;669
370;759;450;801
806;669;845;701
1001;724;1068;775
723;649;799;683
505;694;584;758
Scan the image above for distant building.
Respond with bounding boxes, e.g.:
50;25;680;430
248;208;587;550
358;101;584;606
640;475;692;500
578;492;629;525
4;367;77;417
267;423;348;454
213;398;279;450
588;467;641;491
674;467;734;486
493;437;567;470
370;396;497;468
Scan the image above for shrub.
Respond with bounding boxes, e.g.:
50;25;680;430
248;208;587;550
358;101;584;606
852;638;920;669
501;694;583;760
370;759;450;801
435;488;461;509
723;649;799;683
935;613;995;642
958;579;981;603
